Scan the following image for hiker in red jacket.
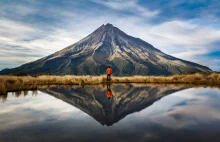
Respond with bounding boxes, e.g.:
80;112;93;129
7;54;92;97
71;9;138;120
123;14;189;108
106;66;112;81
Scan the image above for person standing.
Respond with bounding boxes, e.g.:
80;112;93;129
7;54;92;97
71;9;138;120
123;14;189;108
106;66;112;81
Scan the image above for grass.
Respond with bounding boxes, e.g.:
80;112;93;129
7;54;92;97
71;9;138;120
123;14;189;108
0;78;6;95
0;73;220;95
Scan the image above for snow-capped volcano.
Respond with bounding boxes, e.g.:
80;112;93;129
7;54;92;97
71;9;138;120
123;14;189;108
0;23;212;75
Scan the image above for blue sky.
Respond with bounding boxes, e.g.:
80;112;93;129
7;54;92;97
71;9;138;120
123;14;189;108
0;0;220;71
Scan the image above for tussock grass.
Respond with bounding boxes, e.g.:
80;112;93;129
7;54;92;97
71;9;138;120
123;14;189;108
0;78;6;95
112;73;220;84
0;73;220;95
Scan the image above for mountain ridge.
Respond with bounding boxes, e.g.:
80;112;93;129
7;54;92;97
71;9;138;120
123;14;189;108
0;23;212;75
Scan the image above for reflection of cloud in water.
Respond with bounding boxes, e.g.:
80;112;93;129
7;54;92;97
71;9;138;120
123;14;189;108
129;88;220;129
0;91;87;131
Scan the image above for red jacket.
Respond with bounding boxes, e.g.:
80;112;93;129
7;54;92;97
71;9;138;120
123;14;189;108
106;90;112;98
106;68;112;75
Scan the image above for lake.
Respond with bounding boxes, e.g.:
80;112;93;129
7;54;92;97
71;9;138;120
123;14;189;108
0;84;220;142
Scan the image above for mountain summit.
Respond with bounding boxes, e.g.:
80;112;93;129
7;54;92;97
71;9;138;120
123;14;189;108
0;23;212;75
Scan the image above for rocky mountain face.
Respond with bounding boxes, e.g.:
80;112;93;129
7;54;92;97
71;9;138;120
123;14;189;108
40;84;186;126
0;23;212;75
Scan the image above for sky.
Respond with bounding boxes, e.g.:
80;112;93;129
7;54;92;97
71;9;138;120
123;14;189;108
0;0;220;71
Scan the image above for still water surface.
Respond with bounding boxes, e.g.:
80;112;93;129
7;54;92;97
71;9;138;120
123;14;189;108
0;84;220;142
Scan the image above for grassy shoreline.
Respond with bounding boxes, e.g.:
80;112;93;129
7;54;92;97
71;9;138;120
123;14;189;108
0;73;220;95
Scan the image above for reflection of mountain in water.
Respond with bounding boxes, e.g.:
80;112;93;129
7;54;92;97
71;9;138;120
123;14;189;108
40;84;185;126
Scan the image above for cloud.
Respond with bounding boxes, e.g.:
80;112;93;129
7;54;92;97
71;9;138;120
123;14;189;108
0;18;35;39
0;3;37;17
171;49;208;60
126;20;220;49
136;0;220;22
90;0;159;18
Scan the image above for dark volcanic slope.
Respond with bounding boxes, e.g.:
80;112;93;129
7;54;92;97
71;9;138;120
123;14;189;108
40;84;186;126
0;23;212;75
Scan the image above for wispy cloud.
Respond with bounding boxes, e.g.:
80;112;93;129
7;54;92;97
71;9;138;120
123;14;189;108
91;0;159;18
0;18;35;39
0;3;37;17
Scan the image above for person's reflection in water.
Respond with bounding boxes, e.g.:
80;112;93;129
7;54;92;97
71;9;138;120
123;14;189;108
106;83;113;99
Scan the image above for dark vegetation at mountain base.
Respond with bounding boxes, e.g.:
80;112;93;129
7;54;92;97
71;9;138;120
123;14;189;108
0;73;220;95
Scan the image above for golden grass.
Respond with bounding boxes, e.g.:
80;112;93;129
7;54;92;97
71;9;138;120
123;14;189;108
0;73;220;95
112;73;220;84
0;78;6;95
